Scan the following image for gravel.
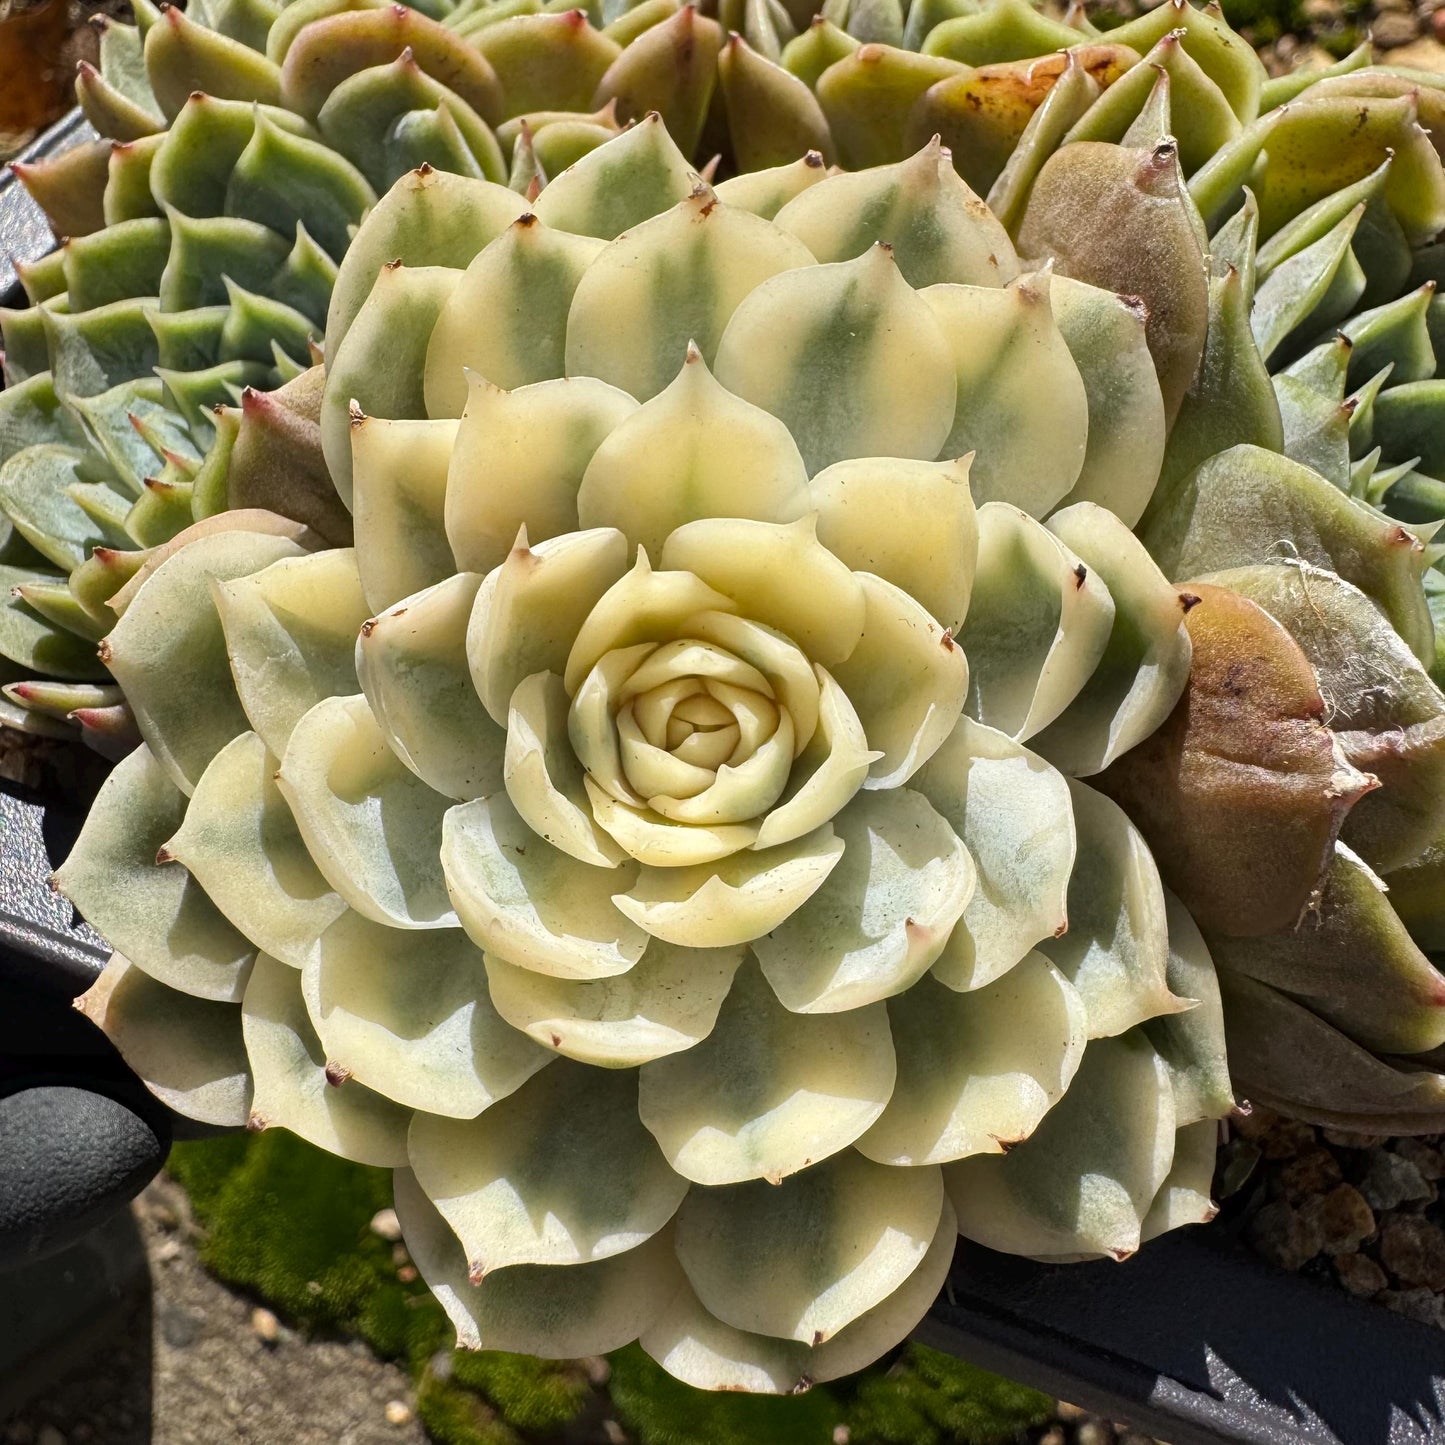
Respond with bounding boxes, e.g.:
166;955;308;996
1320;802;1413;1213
1232;1107;1445;1328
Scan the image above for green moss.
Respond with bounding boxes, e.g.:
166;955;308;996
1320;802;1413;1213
166;1132;1054;1445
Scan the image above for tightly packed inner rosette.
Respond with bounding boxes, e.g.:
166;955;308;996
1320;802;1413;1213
64;124;1231;1390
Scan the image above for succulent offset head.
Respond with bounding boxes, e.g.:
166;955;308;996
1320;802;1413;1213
58;124;1235;1390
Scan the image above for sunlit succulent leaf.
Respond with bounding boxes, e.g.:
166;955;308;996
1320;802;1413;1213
409;1059;686;1271
165;730;347;970
302;910;549;1115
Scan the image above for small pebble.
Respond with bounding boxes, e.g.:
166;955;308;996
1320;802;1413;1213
251;1307;281;1345
396;1264;418;1284
832;1429;852;1445
1379;1288;1445;1329
1057;1402;1088;1422
305;1280;323;1296
1393;1139;1445;1183
1334;1251;1388;1298
1274;1149;1342;1204
1231;1106;1282;1145
370;1208;403;1242
1038;1431;1066;1445
1360;1151;1434;1211
35;1429;64;1445
1372;11;1421;45
391;1242;411;1267
158;1300;200;1349
1077;1421;1115;1445
384;1400;413;1427
1321;1128;1387;1150
1247;1199;1325;1271
1258;1118;1317;1161
1378;1215;1445;1291
604;1424;629;1445
584;1355;612;1387
1308;1184;1376;1256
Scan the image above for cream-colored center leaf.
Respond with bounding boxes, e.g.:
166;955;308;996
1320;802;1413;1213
579;637;798;829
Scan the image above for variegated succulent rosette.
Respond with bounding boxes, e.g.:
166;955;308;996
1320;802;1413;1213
66;125;1231;1390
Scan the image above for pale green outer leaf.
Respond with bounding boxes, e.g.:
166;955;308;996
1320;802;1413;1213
830;571;970;789
474;528;632;721
505;671;627;868
773;138;1018;288
165;731;346;970
1137;442;1435;666
614;827;845;947
1048;274;1166;528
712;245;958;476
807;455;978;633
921;269;1088;517
1206;843;1445;1057
54;744;255;1002
485;937;746;1066
84;955;252;1127
0;445;121;571
103;529;305;793
713;151;832;220
1143;891;1233;1127
576;352;812;560
956;502;1114;742
322;264;460;507
673;1149;943;1344
0;563;113;681
753;787;974;1013
301;911;549;1117
214;548;369;760
408;1059;687;1272
326;166;529;357
1039;780;1184;1040
638;959;897;1185
1028;503;1192;778
447;376;638;576
442;791;646;979
278;693;458;930
531;112;701;240
945;1031;1177;1261
1139;1119;1218;1244
659;517;865;668
106;511;313;617
425;217;606;416
393;1169;684;1355
642;1195;957;1392
351;416;459;613
915;715;1075;991
566;190;817;404
859;954;1088;1166
357;571;507;802
242;951;411;1166
1216;970;1445;1132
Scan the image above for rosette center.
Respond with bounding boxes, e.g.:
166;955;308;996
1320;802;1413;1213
585;638;797;827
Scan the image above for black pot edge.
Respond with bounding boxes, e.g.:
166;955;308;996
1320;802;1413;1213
3;106;1445;1445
